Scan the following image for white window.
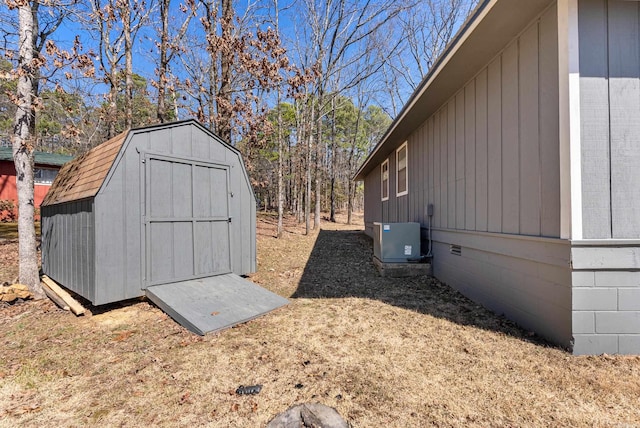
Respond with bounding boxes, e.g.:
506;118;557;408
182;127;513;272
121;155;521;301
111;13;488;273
34;168;58;185
396;142;408;197
381;159;389;201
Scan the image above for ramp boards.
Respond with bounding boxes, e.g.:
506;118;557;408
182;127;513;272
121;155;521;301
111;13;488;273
146;274;288;335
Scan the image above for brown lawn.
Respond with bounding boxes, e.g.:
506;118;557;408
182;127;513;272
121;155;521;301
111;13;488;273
1;213;639;427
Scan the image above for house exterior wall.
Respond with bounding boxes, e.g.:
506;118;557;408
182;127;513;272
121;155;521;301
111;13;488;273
570;0;640;354
363;4;574;348
434;229;571;345
363;148;406;235
0;161;61;220
41;199;96;303
93;123;256;305
571;243;640;354
579;0;640;240
407;5;561;237
364;165;380;237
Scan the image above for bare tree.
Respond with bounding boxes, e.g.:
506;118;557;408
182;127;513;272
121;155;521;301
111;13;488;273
90;0;150;137
11;1;42;296
297;0;402;227
6;0;89;296
375;0;476;116
155;0;194;122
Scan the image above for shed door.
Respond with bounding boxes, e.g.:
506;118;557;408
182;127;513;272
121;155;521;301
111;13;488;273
143;154;232;287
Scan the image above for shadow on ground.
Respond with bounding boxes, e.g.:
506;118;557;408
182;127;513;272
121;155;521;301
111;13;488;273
293;228;554;348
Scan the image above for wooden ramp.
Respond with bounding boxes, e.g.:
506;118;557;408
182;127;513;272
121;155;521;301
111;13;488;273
145;274;288;335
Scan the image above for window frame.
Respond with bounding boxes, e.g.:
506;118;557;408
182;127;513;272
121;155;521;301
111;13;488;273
34;167;59;185
396;142;408;197
380;158;389;201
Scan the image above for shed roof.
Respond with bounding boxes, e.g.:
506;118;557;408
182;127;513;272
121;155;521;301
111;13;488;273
0;147;74;167
354;0;554;180
42;131;128;206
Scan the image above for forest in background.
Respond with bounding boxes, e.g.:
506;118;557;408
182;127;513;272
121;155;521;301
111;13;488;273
1;0;476;234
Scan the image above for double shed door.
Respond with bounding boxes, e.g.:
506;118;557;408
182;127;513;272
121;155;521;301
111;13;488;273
143;153;232;287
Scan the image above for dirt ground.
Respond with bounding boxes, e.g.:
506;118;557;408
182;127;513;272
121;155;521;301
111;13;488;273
1;213;640;427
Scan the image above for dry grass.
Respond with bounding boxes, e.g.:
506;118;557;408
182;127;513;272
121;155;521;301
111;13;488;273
1;212;640;427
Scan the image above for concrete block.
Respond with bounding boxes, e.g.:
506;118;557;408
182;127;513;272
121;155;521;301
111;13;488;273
595;271;640;287
373;257;433;278
619;289;640;311
572;334;618;355
596;312;640;334
573;288;617;311
619;335;640;354
572;311;595;334
572;271;595;287
572;247;640;270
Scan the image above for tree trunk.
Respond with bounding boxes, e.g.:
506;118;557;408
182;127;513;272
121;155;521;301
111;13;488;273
313;111;321;230
275;0;284;238
123;4;133;129
108;66;118;138
329;97;337;222
347;178;353;225
157;0;170;123
305;98;313;235
13;3;44;298
218;0;233;142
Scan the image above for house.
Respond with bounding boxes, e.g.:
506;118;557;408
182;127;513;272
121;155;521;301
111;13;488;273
355;0;640;355
41;120;287;334
0;147;73;220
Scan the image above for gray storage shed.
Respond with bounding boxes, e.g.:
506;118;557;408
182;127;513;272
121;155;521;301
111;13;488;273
41;120;287;334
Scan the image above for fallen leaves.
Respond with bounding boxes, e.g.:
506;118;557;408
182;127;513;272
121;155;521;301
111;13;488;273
112;330;135;342
2;214;640;427
179;391;192;405
1;391;42;417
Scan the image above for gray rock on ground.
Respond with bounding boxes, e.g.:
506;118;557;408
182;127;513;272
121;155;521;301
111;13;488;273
266;403;350;428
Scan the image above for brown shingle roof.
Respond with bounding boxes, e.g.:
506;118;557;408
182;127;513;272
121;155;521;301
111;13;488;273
42;131;128;206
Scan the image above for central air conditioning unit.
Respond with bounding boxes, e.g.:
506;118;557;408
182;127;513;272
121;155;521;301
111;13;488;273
373;222;421;263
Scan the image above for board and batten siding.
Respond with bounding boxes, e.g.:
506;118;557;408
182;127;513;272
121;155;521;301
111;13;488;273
364;148;408;234
402;5;560;238
41;199;96;303
579;0;640;239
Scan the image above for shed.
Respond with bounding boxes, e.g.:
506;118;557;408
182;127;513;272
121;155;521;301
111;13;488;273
41;120;287;334
355;0;640;355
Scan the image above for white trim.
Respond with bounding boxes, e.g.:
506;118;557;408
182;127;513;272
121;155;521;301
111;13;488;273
381;159;389;201
396;142;408;197
558;0;582;240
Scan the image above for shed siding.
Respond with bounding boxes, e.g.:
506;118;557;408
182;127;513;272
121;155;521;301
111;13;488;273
366;5;560;238
95;150;137;304
579;0;640;239
41;199;95;303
